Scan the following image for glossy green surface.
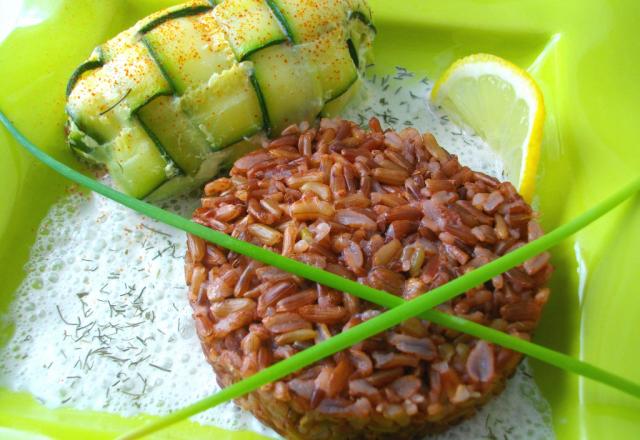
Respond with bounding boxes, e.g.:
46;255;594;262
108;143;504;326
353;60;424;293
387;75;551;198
0;0;639;439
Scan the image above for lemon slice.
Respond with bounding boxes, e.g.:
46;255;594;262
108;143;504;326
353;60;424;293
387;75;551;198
431;53;545;202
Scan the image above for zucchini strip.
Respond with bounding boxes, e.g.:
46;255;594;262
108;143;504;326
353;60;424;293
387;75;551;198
138;3;213;35
65;48;103;97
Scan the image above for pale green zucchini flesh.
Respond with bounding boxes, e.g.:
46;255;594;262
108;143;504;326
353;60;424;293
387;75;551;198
182;63;264;150
213;0;287;60
142;12;235;95
303;27;358;101
250;43;323;134
137;95;212;175
105;123;177;199
266;0;345;43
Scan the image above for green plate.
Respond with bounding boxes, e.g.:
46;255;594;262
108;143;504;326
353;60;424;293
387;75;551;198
1;0;639;438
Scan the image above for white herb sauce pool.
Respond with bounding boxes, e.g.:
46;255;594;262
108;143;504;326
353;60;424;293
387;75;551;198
0;70;553;439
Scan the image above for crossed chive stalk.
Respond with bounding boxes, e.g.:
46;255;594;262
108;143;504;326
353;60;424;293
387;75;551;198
1;111;639;439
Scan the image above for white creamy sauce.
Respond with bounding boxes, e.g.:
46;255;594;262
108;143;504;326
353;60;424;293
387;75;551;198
0;70;553;439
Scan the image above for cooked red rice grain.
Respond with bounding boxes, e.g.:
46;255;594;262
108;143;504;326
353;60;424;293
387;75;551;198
187;234;206;263
369;117;383;133
188;118;552;439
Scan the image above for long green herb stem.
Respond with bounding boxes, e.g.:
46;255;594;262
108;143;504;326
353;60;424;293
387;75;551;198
1;112;639;439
